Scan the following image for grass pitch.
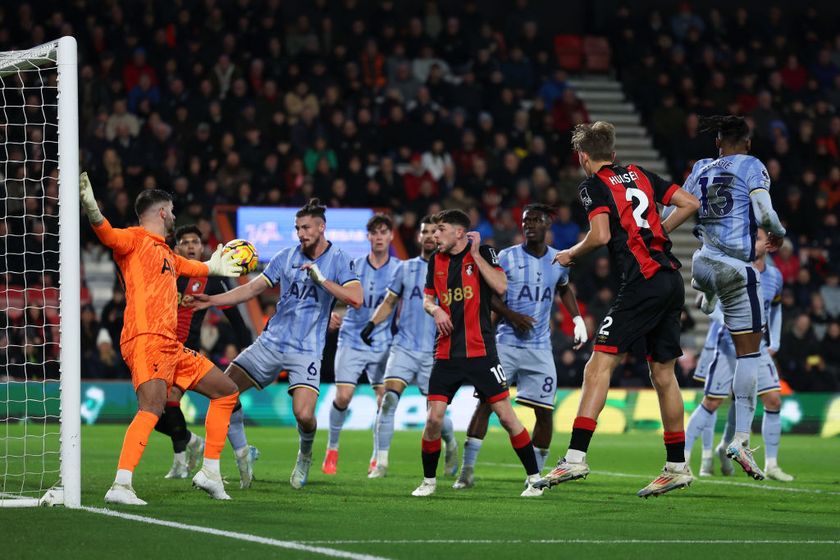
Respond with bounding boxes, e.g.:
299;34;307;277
2;425;839;559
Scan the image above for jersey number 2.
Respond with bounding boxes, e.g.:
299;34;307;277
625;188;650;229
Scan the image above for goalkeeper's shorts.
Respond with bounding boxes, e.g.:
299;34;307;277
122;334;214;392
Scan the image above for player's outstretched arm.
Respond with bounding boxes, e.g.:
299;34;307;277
79;172;104;225
186;275;269;311
361;291;399;345
555;213;611;267
81;172;136;254
661;188;700;234
301;263;363;309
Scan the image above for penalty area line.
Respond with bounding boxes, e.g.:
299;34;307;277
79;506;392;560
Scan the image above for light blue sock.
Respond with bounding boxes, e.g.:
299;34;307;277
375;390;399;452
733;353;760;437
298;424;316;455
701;409;717;453
534;447;550;472
441;416;456;447
685;404;715;458
762;409;781;463
227;407;247;452
328;402;348;450
721;402;737;447
462;436;483;468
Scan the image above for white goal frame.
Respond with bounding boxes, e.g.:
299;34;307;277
0;36;79;508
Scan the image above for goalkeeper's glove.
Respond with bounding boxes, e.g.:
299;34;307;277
79;172;103;223
205;244;244;277
360;321;375;346
572;315;588;349
304;263;327;285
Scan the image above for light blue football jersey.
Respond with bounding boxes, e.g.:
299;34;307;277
260;243;359;357
388;256;437;354
337;255;401;352
496;244;570;350
683;154;771;262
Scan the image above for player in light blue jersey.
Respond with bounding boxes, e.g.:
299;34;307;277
323;214;401;476
365;215;460;479
683;116;786;480
684;228;792;482
186;199;361;489
453;204;588;490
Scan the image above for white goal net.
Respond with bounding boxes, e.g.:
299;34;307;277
0;37;79;507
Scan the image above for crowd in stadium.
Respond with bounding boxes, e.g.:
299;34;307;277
1;1;839;391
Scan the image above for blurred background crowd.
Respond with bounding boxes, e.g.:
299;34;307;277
1;0;839;391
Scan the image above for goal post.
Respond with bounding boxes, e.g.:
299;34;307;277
0;36;79;508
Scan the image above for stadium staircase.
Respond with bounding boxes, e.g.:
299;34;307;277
569;77;706;348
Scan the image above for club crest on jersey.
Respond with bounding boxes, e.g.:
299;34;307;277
465;264;474;276
580;187;592;208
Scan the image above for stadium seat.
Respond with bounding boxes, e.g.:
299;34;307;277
583;36;611;73
553;35;583;71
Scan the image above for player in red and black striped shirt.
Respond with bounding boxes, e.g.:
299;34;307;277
411;210;542;497
536;122;701;498
154;225;253;481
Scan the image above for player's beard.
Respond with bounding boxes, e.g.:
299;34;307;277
164;215;175;236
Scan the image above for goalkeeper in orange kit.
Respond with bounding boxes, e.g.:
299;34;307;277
79;172;245;505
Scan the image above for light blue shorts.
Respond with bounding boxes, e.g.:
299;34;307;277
233;336;321;394
383;345;435;395
692;248;765;335
497;343;557;410
704;350;780;398
334;344;389;387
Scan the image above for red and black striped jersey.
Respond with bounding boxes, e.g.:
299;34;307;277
424;243;501;360
176;276;252;351
579;163;681;286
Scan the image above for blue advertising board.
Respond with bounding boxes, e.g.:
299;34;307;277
236;207;374;262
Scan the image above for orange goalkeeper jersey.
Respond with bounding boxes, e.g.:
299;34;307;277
92;218;209;344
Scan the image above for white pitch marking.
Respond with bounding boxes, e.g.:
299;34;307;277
80;506;392;560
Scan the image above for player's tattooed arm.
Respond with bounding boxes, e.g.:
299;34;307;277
490;294;535;332
555;213;611;266
424;293;453;336
661;188;701;233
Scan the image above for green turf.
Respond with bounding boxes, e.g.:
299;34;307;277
2;425;839;559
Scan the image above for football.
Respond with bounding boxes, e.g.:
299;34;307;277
222;239;258;273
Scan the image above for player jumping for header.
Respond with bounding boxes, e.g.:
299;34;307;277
682;116;787;480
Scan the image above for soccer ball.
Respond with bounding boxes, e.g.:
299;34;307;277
222;239;258;273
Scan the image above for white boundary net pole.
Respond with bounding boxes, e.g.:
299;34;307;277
57;35;80;509
0;36;79;508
